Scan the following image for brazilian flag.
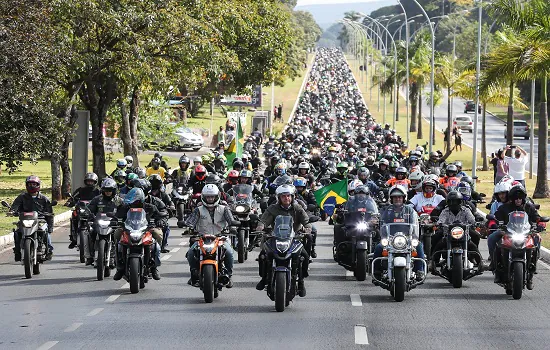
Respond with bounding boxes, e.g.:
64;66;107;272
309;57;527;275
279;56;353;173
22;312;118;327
314;179;348;216
224;117;244;165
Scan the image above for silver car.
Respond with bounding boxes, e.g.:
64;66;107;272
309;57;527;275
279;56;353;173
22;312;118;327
453;115;473;133
504;120;530;140
173;127;204;151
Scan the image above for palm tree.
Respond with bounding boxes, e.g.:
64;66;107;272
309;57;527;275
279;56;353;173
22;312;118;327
409;33;432;140
434;54;461;152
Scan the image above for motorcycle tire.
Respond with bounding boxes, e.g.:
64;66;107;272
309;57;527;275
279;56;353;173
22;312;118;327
33;262;40;275
275;271;287;312
24;240;32;279
512;261;523;300
355;249;367;282
393;267;406;302
177;204;185;228
452;253;463;288
202;265;215;303
129;257;140;294
79;230;85;263
237;231;245;263
97;239;106;281
423;234;432;262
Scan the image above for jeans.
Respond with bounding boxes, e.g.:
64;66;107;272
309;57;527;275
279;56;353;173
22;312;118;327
161;225;170;248
186;241;234;276
487;230;503;258
373;242;425;271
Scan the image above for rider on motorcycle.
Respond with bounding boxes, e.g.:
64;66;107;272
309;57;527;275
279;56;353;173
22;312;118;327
188;164;208;195
10;176;54;262
146;157;167;180
223;170;240;193
66;172;101;249
439;164;461;191
113;169;127;190
372;185;424;281
185;184;236;288
409;177;444;214
171;155;191;189
489;180;511;215
255;184;312;296
384;166;411;188
296;162;315;188
149;174;175;253
110;159;128;177
119;173;139;196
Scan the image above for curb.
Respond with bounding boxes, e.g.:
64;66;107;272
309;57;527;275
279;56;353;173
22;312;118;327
0;210;72;249
283;53;317;134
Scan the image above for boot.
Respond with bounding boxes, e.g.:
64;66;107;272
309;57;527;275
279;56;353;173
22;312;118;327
298;279;306;297
151;267;161;280
85;258;94;266
13;247;21;262
113;257;125;281
310;247;317;259
187;269;199;287
256;277;266;291
225;276;233;288
68;241;76;249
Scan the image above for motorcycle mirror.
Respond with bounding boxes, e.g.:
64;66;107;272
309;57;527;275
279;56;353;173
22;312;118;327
65;192;73;198
479;193;486;197
1;200;10;209
51;200;58;206
308;215;320;223
540;217;550;223
535;204;541;210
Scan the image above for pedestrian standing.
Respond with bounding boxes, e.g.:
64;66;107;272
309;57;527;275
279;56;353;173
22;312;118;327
217;126;225;146
277;103;283;122
453;127;462;152
443;127;449;152
494;148;509;184
504;145;528;188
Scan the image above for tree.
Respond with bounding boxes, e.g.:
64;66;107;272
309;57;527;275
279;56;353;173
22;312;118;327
435;55;462;151
409;32;432;139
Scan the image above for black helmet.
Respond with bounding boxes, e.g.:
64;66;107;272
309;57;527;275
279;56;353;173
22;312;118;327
179;155;190;165
233;160;244;171
148;174;163;190
84;172;98;188
154;152;162;159
509;185;527;202
101;178;117;197
446;190;463;211
151;157;161;169
205;174;221;186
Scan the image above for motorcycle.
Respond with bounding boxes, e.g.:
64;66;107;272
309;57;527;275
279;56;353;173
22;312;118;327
66;194;92;263
2;200;57;279
492;211;548;299
418;213;435;263
431;222;483;288
230;184;260;263
371;222;427;302
196;230;231;303
92;212;117;281
117;208;156;294
261;216;306;312
333;196;379;281
171;185;190;228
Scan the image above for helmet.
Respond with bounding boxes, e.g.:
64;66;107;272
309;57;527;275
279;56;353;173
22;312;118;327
298;162;310;171
422;178;438;197
454;161;463;169
457;182;472;201
395;166;408;179
239;170;253;184
348;179;363;194
124;188;145;206
154;152;162;159
274;163;286;176
84;172;98;188
233;160;244;171
446;191;463;211
446;164;458;177
276;184;295;201
409;155;419;164
205;174;221;186
148;174;163;190
126;172;138;186
179;155;190;165
135;167;146;179
494;181;512;194
366;155;375;165
101;178;118;196
337;162;349;174
193;156;202;164
201;184;220;208
214;154;227;165
194;165;207;181
348;147;356;154
124;155;133;166
390;161;400;170
355;160;366;169
116;159;128;169
429;151;438;160
113;170;126;184
355;185;371;196
460;176;474;187
294;177;307;188
150;157;161;169
227;170;240;184
358;167;370;181
409;171;424;190
509;185;527;202
416;146;424;154
25;175;41;194
388;185;407;201
379;159;389;167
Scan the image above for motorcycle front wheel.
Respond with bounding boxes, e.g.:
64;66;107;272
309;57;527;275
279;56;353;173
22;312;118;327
202;265;215;303
78;230;85;263
452;252;463;288
393;267;406;302
129;257;140;294
355;249;367;281
96;239;106;281
237;230;245;263
24;240;33;279
512;261;523;300
275;271;287;312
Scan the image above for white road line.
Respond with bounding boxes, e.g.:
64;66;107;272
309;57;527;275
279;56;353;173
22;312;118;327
120;283;129;289
86;308;104;316
346;271;354;280
36;341;59;350
161;254;172;261
170;247;181;253
64;322;83;332
354;325;369;345
105;295;120;303
350;294;362;307
178;241;187;246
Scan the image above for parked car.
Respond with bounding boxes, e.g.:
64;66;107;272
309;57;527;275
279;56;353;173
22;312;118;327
464;100;481;113
453;115;473;133
171;127;204;151
504;120;529;140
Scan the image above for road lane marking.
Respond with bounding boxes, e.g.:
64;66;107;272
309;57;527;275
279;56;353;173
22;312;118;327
346;271;354;280
105;295;120;303
64;323;83;332
178;241;187;246
120;283;129;289
354;325;369;345
350;294;362;307
171;247;181;253
161;254;172;261
37;341;59;350
87;308;104;316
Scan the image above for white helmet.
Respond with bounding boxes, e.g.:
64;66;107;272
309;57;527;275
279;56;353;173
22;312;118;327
298;162;310;170
389;184;408;200
124;155;134;166
201;184;220;208
409;171;425;190
276;184;295;203
415;146;424;154
348;179;363;194
494;181;512;194
194;156;202;164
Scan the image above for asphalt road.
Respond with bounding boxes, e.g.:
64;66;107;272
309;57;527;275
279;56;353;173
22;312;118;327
2;218;550;349
416;90;550;174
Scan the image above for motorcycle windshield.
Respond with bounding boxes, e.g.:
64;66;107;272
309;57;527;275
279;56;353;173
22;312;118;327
345;196;378;215
124;208;148;232
232;184;254;205
273;216;294;240
380;223;417;241
506;211;531;235
273;174;293;187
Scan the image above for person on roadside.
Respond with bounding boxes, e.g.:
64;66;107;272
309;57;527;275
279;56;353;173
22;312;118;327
453;127;462;152
494;148;509;185
504;145;528;188
217;126;225;147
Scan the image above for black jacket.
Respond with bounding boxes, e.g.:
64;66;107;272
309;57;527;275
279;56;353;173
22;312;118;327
495;202;540;224
88;195;123;215
12;192;54;232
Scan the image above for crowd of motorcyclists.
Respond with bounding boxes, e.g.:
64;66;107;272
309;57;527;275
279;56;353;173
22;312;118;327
5;47;548;302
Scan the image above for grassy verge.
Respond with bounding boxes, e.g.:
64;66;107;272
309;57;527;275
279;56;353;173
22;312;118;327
347;56;550;248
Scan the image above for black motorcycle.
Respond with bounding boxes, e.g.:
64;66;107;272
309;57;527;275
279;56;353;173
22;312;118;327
230;184;260;263
171;185;190;228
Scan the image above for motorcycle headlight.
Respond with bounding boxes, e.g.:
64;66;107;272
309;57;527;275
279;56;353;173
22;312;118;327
276;239;291;253
411;239;419;247
450;227;464;239
381;238;389;247
356;222;368;230
392;235;407;249
202;242;215;252
79;208;85;213
511;233;524;244
235;205;246;213
22;220;34;228
130;231;142;242
97;219;111;227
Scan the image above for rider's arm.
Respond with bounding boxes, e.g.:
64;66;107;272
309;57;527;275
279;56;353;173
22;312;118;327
11;193;25;214
258;207;275;231
184;207;201;229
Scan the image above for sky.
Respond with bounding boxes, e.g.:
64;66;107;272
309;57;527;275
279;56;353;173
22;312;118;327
296;0;381;5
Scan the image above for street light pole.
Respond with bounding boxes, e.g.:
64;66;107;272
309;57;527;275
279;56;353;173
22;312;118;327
397;1;411;147
472;0;482;178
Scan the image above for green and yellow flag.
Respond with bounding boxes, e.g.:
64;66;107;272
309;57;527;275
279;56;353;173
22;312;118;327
224;117;244;165
314;179;348;216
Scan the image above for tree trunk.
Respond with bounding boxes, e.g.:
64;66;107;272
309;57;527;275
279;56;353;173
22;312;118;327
120;85;141;168
50;154;62;201
417;88;423;139
506;81;515;144
60;106;79;197
533;76;549;198
481;102;488;171
446;87;452;152
410;83;417;133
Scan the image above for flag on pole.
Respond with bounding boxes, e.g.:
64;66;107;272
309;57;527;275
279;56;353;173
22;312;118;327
314;179;348;216
224;116;244;165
